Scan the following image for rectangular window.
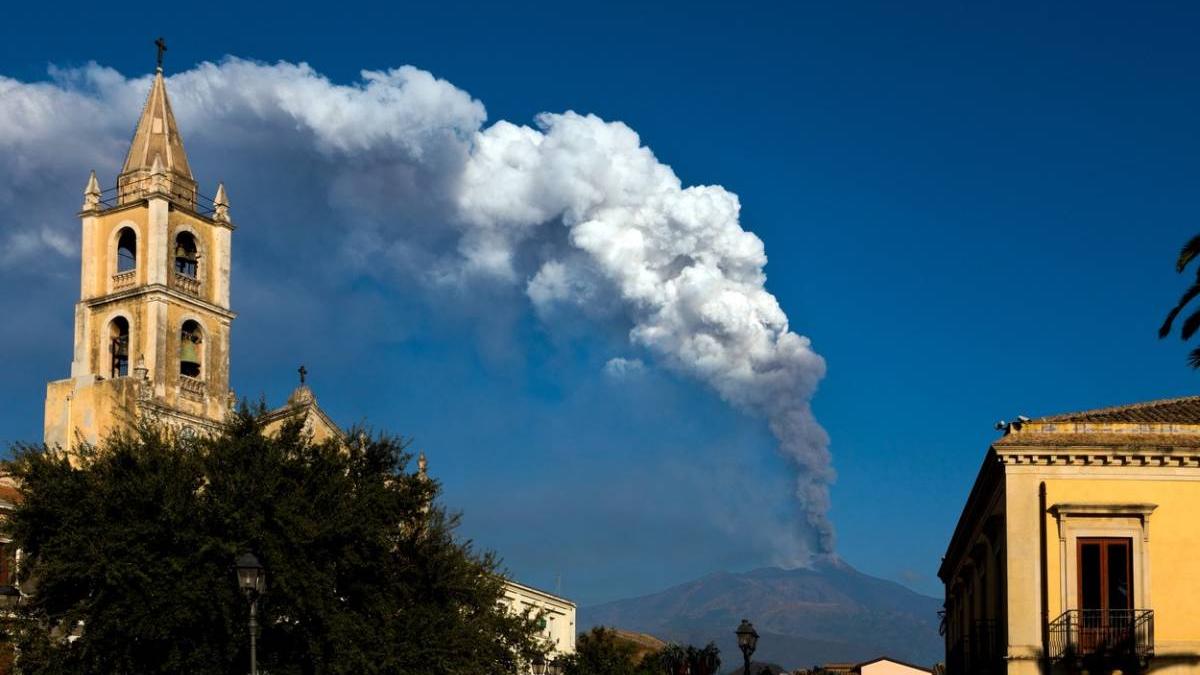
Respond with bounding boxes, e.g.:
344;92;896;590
1077;538;1133;611
1077;538;1134;653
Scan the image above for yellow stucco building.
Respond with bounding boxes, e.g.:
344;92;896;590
42;59;340;449
940;396;1200;674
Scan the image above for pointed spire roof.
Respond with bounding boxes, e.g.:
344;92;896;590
84;170;100;195
81;170;101;211
120;67;193;182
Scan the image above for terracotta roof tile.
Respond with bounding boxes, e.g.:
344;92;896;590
1033;396;1200;424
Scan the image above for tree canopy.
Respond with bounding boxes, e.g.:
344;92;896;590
4;406;545;674
555;627;720;675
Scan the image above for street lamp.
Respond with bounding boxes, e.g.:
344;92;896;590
531;656;547;675
548;660;563;675
735;619;758;675
234;553;265;675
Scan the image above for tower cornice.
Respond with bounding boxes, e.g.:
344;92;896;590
81;285;237;322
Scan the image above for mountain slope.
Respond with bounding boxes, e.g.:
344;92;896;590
580;559;942;670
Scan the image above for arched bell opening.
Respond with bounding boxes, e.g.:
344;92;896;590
116;227;137;273
180;320;203;379
109;317;130;379
174;232;199;279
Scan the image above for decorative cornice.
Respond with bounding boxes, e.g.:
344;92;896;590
1048;503;1158;518
138;400;225;433
938;450;1005;583
995;447;1200;468
502;579;576;608
83;285;237;321
1048;502;1157;544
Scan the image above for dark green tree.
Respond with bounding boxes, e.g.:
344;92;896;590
685;643;720;675
5;405;545;674
556;628;718;675
558;627;641;675
1160;234;1200;366
555;627;674;675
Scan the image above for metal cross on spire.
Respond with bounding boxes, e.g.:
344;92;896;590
298;365;307;385
155;37;168;70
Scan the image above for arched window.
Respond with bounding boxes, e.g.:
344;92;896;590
116;228;137;272
109;317;130;378
180;320;202;378
174;232;198;279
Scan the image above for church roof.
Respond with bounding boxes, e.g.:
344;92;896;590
121;67;193;182
260;384;343;444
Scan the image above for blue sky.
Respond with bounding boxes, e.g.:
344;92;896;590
3;1;1200;604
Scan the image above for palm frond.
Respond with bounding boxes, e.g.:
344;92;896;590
1182;309;1200;341
1177;234;1200;273
1160;281;1200;338
1187;346;1200;369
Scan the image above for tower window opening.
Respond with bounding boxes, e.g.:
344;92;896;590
174;232;198;279
116;228;137;272
180;320;202;378
109;317;130;378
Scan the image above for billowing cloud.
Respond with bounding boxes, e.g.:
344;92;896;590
0;58;833;559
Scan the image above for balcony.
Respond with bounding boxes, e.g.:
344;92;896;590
172;272;200;297
112;269;136;292
1049;609;1154;668
946;620;1005;675
179;375;206;401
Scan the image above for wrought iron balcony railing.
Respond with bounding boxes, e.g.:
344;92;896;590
92;175;218;218
968;620;1005;673
946;620;1005;675
1049;609;1154;666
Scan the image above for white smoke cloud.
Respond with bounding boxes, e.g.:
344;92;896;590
0;58;834;558
603;357;646;379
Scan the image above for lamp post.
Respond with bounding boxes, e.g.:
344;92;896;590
735;619;758;675
234;553;265;675
531;656;547;675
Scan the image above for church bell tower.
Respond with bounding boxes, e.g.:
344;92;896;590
44;48;236;448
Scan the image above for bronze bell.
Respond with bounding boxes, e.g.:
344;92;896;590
174;244;197;261
180;339;200;365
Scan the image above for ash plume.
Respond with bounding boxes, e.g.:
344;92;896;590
0;58;835;558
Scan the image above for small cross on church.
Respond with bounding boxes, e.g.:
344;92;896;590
155;37;167;69
298;365;307;385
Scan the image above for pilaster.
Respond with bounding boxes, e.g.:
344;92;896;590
147;296;169;398
146;197;170;286
70;304;88;377
213;225;232;308
79;214;97;299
